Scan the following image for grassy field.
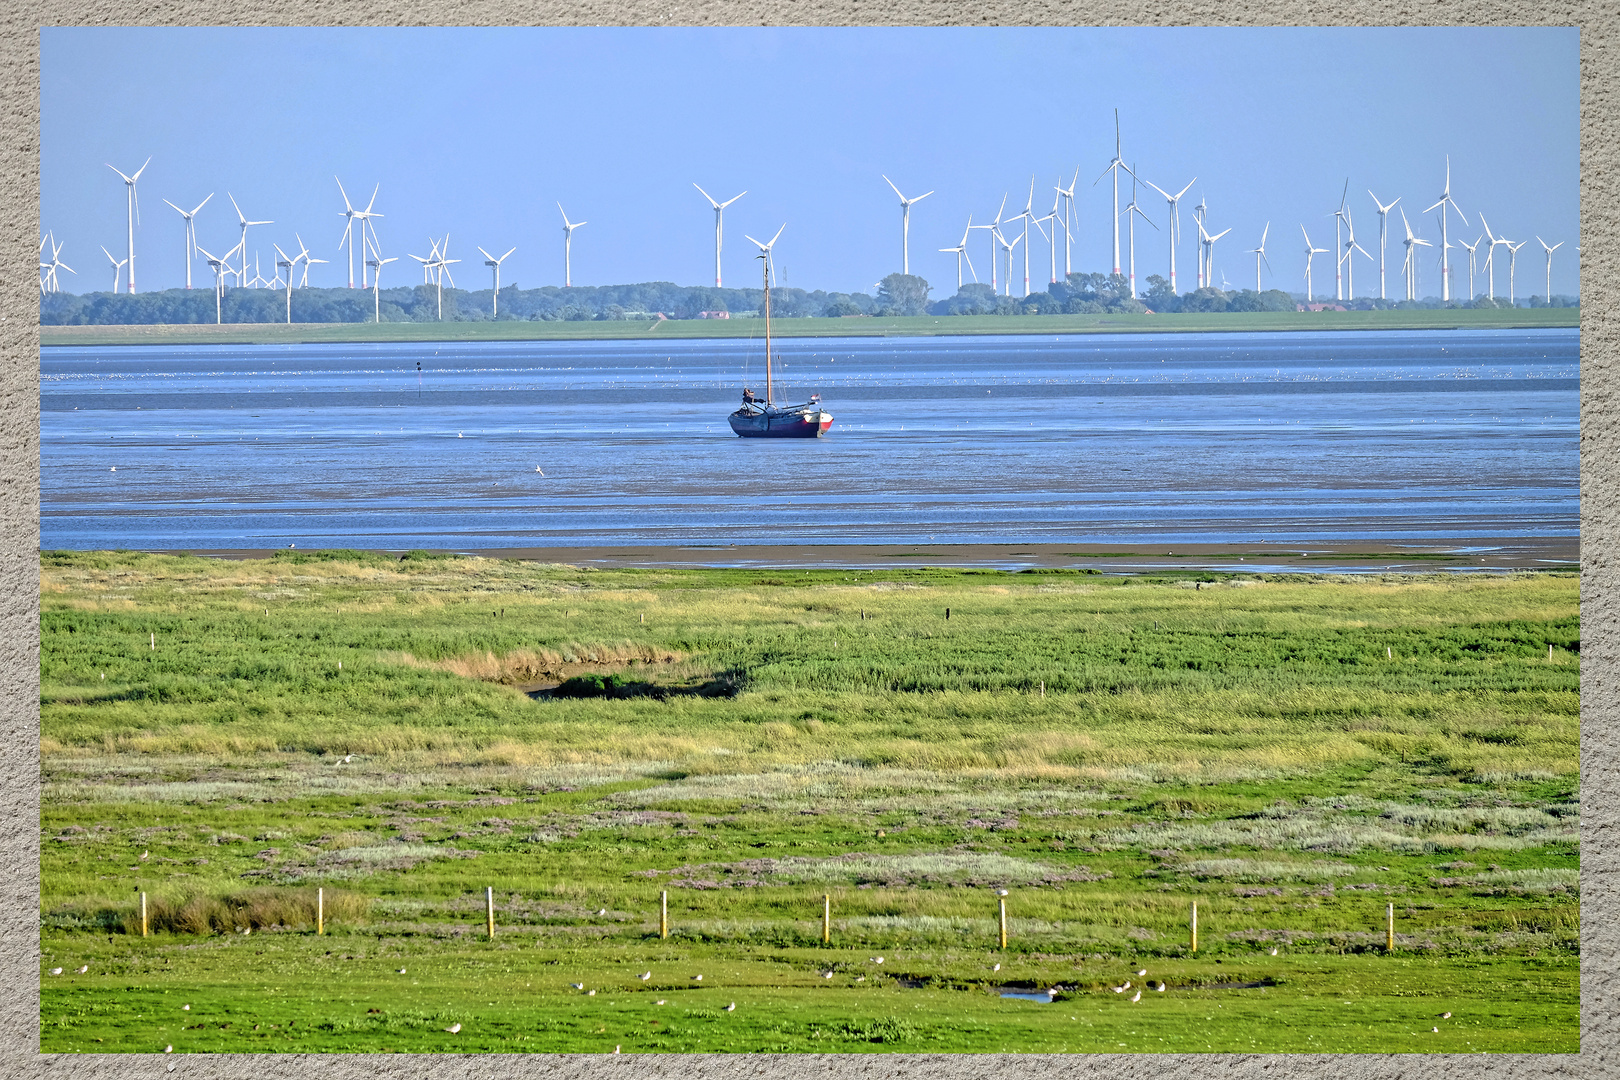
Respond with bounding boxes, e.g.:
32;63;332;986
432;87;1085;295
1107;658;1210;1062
38;305;1578;347
39;552;1579;1053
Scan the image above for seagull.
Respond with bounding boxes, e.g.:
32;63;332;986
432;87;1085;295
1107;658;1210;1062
76;966;88;974
536;467;544;474
571;983;585;990
1155;982;1166;992
1137;969;1146;977
1131;990;1141;1003
724;1002;736;1012
48;968;62;975
1442;1012;1452;1019
164;1045;173;1054
110;467;116;472
656;1000;666;1005
614;1045;621;1053
692;975;702;981
598;909;607;916
342;754;353;764
873;957;883;964
1121;981;1130;990
140;851;149;860
639;972;651;981
1270;947;1279;956
1112;986;1125;994
996;889;1009;897
182;1004;190;1011
992;963;1000;972
1432;1027;1439;1033
445;1023;461;1034
398;968;406;974
587;989;596;996
855;976;865;982
822;972;834;979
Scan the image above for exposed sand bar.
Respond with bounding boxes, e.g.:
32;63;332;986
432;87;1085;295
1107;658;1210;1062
172;537;1578;573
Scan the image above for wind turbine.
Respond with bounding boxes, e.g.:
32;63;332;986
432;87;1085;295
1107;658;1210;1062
938;215;977;290
1505;239;1526;305
336;179;382;288
1399;208;1432;301
161;193;212;290
194;242;238;324
428;236;458;319
1198;222;1232;292
1340;206;1371;301
1055;168;1078;276
410;237;442;285
1454;235;1482;301
100;245;128;293
973;194;1008;295
1479;214;1507;300
1422;156;1468;302
882;175;933;275
1368;190;1401;300
227;195;272;287
558;204;586;287
370;255;398;323
1248;222;1271;293
479;245;516;316
1017;178;1039;296
273;243;300;323
105;157;149;293
1095;108;1128;276
993;226;1022;298
693;184;745;288
1039;189;1061;284
41;236;73;294
1193;194;1209;288
1140;176;1196;297
742;223;786;290
1300;226;1328;302
1537;237;1564;301
1120;169;1156;299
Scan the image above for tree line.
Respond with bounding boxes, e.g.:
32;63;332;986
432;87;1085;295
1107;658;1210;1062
38;272;1576;325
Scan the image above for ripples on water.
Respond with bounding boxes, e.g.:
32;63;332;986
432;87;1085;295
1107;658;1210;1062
40;329;1578;550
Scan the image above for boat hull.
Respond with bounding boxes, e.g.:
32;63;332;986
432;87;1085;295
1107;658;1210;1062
728;409;833;438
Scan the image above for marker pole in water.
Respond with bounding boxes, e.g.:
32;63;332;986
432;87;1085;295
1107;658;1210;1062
317;888;324;935
823;894;831;944
660;891;668;939
1190;902;1198;952
1387;903;1395;951
486;887;495;939
141;892;148;937
999;898;1008;949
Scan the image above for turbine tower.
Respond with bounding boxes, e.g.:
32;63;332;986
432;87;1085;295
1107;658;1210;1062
273;242;304;324
479;245;517;316
558;204;586;288
1479;214;1506;300
1422;157;1468;302
1055;168;1078;276
694;184;745;288
1300;226;1328;302
1537;236;1564;301
1248;222;1271;294
971;194;1008;295
1120;169;1156;299
227;194;272;287
993;226;1021;297
1017;178;1038;296
938;215;977;290
1454;235;1482;301
882;175;933;276
1141;176;1197;296
1340;206;1370;301
1198;222;1232;292
105;157;150;293
1505;239;1526;305
370;255;398;323
1368;190;1401;300
161;193;212;290
1095;109;1127;276
336;179;382;288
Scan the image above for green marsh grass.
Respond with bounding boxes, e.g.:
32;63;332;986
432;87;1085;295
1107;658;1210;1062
39;553;1578;1052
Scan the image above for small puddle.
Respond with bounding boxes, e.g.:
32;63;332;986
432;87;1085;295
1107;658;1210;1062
999;989;1056;1002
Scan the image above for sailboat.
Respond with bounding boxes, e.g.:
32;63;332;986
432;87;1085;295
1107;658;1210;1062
728;248;832;438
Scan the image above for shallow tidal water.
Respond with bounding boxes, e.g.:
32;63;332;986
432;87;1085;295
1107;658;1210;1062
40;327;1577;551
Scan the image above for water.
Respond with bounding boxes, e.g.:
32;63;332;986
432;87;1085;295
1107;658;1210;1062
40;328;1578;551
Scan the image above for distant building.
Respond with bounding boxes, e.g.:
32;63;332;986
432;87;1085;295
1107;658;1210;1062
1299;302;1346;312
698;310;730;319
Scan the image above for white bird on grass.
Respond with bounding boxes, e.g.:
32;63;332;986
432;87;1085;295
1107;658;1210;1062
725;1002;736;1012
587;990;596;996
182;1004;190;1011
871;957;883;964
692;975;702;981
1131;990;1141;1002
1442;1012;1452;1019
571;982;585;990
77;966;88;974
598;909;607;916
164;1045;172;1053
1270;947;1279;956
1155;982;1166;992
1136;969;1146;977
445;1022;461;1034
1121;981;1131;990
1112;986;1124;994
614;1045;620;1053
398;968;406;974
639;971;651;980
992;963;1000;972
48;968;62;976
656;1000;666;1005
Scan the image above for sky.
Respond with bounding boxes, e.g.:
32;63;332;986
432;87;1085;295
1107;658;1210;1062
41;27;1579;300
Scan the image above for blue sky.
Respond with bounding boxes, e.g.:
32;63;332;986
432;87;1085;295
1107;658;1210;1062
41;27;1579;299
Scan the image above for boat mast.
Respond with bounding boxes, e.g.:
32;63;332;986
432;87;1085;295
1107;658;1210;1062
761;254;773;405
